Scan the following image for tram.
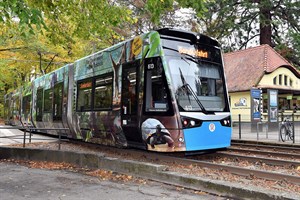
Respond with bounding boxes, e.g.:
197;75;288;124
4;28;232;152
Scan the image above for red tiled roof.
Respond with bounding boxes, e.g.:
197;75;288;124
223;44;298;92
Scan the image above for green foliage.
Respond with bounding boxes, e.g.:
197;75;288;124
145;0;174;24
0;0;46;35
177;0;206;17
28;0;134;48
0;0;137;94
275;31;300;68
195;0;300;67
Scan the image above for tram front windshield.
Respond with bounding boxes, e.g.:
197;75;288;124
162;39;227;112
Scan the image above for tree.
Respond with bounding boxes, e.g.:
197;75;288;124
0;0;46;35
197;0;300;67
0;0;138;93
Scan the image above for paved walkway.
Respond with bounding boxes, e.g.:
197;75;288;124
232;122;300;145
1;125;299;199
0;125;57;146
0;162;219;200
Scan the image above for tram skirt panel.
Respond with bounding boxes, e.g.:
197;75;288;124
184;122;231;151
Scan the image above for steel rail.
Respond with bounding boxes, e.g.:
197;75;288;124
178;157;300;185
227;147;300;160
130;150;300;186
231;142;300;154
214;152;300;167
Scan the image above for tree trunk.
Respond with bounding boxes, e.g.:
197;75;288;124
259;1;272;46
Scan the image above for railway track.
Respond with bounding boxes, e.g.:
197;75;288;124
175;155;300;185
227;147;300;160
66;141;300;186
231;141;300;154
214;152;300;167
4;138;300;190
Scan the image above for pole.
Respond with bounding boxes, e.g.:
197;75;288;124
239;114;241;139
292;113;295;144
29;128;32;143
23;129;26;148
58;132;61;150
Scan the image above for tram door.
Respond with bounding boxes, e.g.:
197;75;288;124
121;61;143;144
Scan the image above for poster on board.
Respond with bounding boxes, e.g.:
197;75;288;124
251;89;262;122
268;89;278;122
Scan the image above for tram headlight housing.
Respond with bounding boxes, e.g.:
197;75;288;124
178;137;184;142
181;116;202;129
220;116;231;127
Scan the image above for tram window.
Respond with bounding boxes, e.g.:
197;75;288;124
144;57;170;113
22;95;31;119
13;95;20;115
53;82;63;120
122;69;138;115
36;88;43;121
94;75;113;110
77;79;92;111
4;96;9;118
44;88;53;113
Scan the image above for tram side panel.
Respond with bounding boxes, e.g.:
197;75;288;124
32;76;45;132
10;88;23;126
31;66;68;136
20;83;33;127
3;93;12;125
70;49;127;147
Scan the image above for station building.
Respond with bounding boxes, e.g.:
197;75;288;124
224;44;300;123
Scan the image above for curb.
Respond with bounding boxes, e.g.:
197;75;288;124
0;146;298;200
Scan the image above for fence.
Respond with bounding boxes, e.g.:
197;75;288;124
232;113;299;144
0;126;69;150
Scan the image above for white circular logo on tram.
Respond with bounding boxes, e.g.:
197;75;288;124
209;123;216;132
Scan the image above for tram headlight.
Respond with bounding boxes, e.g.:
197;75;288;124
220;116;231;127
190;120;195;126
181;117;202;129
178;137;184;142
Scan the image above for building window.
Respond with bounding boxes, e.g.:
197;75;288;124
290;79;293;87
273;77;277;85
279;74;282;85
284;75;288;86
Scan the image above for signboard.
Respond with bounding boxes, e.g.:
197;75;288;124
132;36;142;56
268;89;278;122
251;89;262;122
178;47;209;58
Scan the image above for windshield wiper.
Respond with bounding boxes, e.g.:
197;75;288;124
181;83;208;114
179;68;207;114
